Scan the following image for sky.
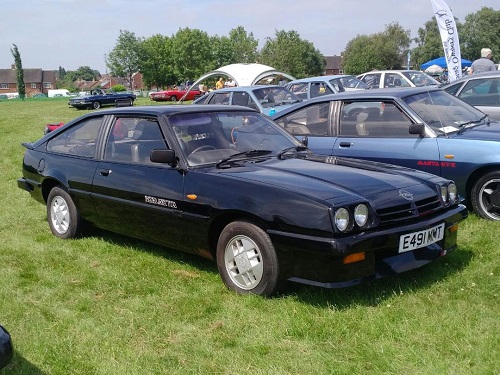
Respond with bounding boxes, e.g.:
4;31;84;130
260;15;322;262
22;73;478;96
1;0;498;73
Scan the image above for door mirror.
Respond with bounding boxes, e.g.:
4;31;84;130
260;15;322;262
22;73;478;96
409;123;426;136
150;149;176;165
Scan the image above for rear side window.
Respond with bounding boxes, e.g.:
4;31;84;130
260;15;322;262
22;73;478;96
47;117;102;157
274;102;332;136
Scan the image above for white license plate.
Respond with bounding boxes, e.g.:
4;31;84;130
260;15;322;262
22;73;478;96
398;223;445;253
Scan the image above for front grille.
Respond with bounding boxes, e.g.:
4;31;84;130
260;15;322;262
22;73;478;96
376;196;442;223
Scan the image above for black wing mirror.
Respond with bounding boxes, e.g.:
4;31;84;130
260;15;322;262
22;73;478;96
409;123;426;137
150;149;177;166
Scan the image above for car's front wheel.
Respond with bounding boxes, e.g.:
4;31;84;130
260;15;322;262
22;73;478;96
216;221;280;296
170;96;177;102
47;186;84;238
471;171;500;220
92;101;101;109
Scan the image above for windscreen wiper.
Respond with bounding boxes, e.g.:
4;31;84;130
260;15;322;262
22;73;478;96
277;145;309;160
458;114;490;134
216;149;273;169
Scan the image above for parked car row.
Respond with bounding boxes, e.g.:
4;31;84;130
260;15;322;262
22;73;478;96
23;68;500;296
19;103;468;296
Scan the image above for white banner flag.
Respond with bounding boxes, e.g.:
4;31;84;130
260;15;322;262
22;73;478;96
431;0;462;81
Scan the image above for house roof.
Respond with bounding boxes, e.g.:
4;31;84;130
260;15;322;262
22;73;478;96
324;55;342;70
0;68;56;83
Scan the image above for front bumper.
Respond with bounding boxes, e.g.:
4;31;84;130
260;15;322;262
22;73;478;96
270;204;468;287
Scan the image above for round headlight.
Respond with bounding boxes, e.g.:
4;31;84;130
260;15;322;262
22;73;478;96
334;208;350;232
448;183;457;202
440;185;448;203
354;204;369;227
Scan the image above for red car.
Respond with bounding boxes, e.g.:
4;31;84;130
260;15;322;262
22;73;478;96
149;88;201;102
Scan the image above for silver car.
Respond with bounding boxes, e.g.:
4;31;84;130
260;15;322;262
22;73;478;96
442;71;500;121
193;85;301;116
286;75;368;100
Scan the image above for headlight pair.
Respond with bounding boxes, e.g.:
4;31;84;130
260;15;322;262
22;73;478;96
439;183;458;205
333;204;370;232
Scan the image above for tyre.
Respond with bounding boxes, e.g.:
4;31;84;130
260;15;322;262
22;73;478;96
471;171;500;220
92;101;101;109
216;221;280;296
170;96;177;102
47;186;84;239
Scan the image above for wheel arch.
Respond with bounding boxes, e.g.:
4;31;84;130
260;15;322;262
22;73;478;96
207;211;269;258
465;164;500;205
41;178;66;203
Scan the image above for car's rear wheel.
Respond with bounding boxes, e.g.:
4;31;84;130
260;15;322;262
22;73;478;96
216;221;280;296
47;186;84;238
92;101;101;109
170;96;177;102
471;171;500;220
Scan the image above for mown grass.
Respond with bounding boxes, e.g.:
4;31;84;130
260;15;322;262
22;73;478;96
0;98;498;374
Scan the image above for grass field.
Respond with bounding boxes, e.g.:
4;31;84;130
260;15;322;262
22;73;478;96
0;97;499;374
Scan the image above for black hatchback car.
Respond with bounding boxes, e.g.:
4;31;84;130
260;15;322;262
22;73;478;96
18;105;467;296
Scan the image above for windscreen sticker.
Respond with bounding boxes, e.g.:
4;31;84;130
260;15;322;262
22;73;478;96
439;126;458;133
145;195;178;208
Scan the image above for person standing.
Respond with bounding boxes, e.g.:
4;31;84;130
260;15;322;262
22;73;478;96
470;48;496;74
215;77;225;90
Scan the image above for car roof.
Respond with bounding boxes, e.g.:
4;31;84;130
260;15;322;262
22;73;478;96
84;104;259;117
207;85;284;93
271;86;443;117
358;70;425;75
441;70;500;88
287;75;354;83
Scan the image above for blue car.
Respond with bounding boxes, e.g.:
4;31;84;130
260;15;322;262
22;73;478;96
272;86;500;220
193;85;301;116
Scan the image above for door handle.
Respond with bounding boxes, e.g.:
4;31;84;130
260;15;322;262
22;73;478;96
99;169;112;176
339;142;352;148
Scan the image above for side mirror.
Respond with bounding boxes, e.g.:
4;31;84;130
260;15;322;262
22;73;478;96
409;123;426;137
150;149;177;166
300;136;308;147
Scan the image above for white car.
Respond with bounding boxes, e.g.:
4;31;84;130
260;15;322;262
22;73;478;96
357;70;439;89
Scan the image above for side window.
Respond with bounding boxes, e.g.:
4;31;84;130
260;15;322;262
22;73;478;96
360;74;381;88
208;93;230;105
459;78;500;107
47;117;102;157
274;102;332;136
340;101;414;138
385;73;403;87
104;118;166;164
232;92;250;107
287;83;308;100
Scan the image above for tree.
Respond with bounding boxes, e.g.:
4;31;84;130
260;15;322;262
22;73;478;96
259;30;325;78
342;23;411;75
210;35;234;70
171;28;213;82
228;26;258;63
342;35;386;75
140;34;174;89
460;7;500;60
411;18;444;68
10;44;25;99
107;30;143;89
